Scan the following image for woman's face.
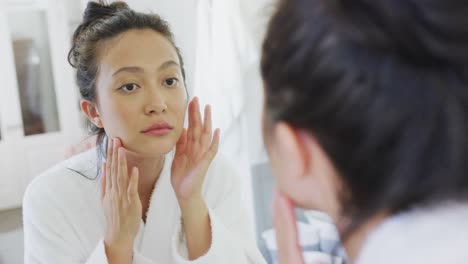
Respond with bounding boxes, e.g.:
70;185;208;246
94;29;187;157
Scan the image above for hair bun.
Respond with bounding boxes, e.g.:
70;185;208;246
69;1;129;68
83;1;129;25
323;0;468;65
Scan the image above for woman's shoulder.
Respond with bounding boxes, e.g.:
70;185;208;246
23;148;100;206
357;201;468;264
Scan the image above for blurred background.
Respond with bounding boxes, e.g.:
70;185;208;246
0;0;286;263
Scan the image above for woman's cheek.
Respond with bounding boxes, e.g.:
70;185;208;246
170;92;187;127
111;101;138;135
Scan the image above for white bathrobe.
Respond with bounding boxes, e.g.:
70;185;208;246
22;148;266;264
357;201;468;264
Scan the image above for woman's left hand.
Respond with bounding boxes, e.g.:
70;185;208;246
273;188;305;264
171;97;220;205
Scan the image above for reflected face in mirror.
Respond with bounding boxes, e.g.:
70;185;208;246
93;29;187;157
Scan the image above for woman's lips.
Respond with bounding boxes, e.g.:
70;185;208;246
143;128;172;136
142;121;173;136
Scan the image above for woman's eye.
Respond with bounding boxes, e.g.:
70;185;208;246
119;83;139;92
164;78;178;87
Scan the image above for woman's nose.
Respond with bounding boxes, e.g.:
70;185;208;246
144;103;167;115
144;92;167;114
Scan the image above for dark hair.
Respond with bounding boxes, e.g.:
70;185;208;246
68;0;186;176
262;0;468;238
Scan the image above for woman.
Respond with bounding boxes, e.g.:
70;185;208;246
261;0;468;263
22;1;265;263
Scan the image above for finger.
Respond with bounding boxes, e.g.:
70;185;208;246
100;162;106;201
272;188;304;264
202;128;220;163
188;97;202;141
187;98;195;141
175;128;188;156
127;167;139;203
203;104;212;134
106;138;113;191
118;148;128;196
201;105;212;147
111;138;119;192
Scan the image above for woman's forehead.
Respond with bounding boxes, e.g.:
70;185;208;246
98;29;180;73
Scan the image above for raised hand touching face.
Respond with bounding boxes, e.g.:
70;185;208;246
100;138;141;263
170;97;220;204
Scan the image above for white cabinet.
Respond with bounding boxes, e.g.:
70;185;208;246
0;0;84;210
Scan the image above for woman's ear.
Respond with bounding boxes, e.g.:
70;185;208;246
269;122;311;210
272;122;308;184
271;122;340;215
80;99;103;128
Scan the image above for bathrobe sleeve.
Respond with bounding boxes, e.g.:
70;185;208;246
22;169;108;264
170;154;267;264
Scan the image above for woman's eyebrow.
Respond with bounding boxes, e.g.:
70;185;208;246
158;60;179;72
112;66;144;77
112;60;179;77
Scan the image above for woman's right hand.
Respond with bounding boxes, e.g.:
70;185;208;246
101;138;142;263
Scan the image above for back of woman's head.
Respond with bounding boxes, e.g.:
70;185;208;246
262;0;468;224
68;0;185;164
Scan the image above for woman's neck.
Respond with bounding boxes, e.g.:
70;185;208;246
123;150;165;197
338;212;387;264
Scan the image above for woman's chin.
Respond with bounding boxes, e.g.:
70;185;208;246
123;142;174;158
